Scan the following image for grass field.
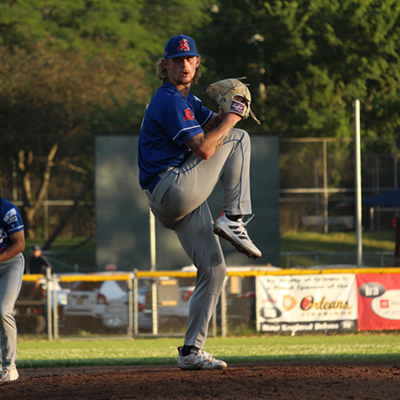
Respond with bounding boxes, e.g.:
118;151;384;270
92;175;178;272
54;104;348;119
25;230;397;272
17;333;400;369
27;231;396;254
18;232;400;370
281;231;396;268
280;231;395;253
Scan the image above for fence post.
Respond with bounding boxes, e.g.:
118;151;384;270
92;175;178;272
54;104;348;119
221;280;227;338
52;274;59;340
133;271;138;336
255;276;260;331
151;279;158;335
46;267;53;341
128;274;134;338
323;140;329;234
355;99;363;267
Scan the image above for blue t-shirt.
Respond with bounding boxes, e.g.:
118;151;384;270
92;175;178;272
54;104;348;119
138;81;213;189
0;198;24;254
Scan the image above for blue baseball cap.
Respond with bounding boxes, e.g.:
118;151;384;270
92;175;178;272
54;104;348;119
164;34;200;59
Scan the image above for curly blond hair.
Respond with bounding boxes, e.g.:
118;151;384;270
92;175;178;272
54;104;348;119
156;58;202;84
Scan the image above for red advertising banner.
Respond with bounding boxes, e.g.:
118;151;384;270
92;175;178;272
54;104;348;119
357;274;400;331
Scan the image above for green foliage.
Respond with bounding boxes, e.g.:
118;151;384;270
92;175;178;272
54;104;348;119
87;97;146;137
1;0;400;238
0;0;212;63
198;0;400;138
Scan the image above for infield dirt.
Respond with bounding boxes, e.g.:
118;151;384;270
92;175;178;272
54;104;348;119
1;360;400;399
0;361;400;400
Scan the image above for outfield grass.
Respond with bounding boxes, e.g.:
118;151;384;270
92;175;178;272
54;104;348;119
17;333;400;369
24;231;396;271
280;231;396;268
280;231;395;253
18;233;400;369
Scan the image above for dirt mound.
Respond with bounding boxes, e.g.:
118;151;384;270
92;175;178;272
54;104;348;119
1;361;400;399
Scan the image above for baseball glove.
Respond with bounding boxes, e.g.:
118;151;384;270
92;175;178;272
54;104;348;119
205;77;260;124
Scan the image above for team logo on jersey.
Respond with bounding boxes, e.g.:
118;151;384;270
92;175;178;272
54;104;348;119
183;108;194;121
4;208;17;224
178;39;190;52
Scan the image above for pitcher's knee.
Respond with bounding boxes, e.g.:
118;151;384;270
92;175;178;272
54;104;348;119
0;308;14;324
231;128;250;142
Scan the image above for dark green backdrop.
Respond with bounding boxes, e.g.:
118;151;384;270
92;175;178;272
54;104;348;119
95;136;280;271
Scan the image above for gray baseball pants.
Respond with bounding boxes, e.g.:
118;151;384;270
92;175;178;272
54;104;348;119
145;128;252;349
0;253;24;371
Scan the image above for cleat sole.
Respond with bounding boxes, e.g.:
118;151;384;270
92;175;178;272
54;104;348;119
213;226;261;260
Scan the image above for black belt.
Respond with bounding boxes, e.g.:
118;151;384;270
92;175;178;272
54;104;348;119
147;175;161;194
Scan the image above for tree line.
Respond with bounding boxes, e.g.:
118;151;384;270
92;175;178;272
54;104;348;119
1;0;399;238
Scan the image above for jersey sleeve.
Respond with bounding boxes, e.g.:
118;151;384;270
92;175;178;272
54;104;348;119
163;96;205;146
191;95;213;128
3;202;24;234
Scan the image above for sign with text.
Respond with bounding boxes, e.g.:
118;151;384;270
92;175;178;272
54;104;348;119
257;274;358;333
357;273;400;331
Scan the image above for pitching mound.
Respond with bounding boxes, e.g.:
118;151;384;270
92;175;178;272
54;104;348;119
1;360;400;399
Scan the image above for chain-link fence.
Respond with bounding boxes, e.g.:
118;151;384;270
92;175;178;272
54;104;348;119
279;138;399;232
17;266;400;340
16;270;262;340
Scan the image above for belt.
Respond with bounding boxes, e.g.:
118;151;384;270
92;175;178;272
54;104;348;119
147;175;161;194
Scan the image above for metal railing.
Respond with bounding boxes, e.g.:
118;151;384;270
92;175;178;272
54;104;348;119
17;265;400;341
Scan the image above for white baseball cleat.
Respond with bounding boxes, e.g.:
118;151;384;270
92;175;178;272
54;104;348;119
213;212;262;259
178;347;227;370
1;369;19;383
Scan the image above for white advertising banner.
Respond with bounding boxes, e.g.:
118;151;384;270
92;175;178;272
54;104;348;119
257;274;358;333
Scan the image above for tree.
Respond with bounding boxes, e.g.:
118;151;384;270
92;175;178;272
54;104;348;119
198;0;400;141
0;0;214;238
0;45;147;237
0;0;212;63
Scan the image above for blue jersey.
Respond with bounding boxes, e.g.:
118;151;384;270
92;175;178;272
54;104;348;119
138;81;213;189
0;198;24;254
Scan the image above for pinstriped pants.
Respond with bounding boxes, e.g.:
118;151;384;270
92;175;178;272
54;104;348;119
0;254;24;371
145;129;252;349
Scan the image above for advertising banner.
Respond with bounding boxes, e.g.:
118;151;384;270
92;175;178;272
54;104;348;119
357;273;400;331
257;274;358;333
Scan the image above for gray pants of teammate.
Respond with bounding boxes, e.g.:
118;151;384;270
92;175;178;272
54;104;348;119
145;129;252;349
0;254;24;371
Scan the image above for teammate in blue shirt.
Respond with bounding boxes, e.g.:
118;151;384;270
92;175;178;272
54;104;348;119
138;34;261;370
0;188;25;382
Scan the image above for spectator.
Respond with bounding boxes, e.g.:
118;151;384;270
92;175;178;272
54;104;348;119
28;245;52;275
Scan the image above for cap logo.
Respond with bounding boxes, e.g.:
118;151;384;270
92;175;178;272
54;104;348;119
178;39;190;52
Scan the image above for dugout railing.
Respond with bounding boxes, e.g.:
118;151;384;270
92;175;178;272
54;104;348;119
17;267;400;340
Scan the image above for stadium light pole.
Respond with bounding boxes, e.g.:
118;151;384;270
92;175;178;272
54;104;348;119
355;99;363;268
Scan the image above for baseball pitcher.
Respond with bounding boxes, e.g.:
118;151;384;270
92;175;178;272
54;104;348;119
137;34;261;370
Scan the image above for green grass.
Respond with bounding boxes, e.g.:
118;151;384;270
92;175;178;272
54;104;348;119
17;333;400;368
17;233;400;369
23;231;397;272
280;231;396;268
281;231;395;253
24;237;96;272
